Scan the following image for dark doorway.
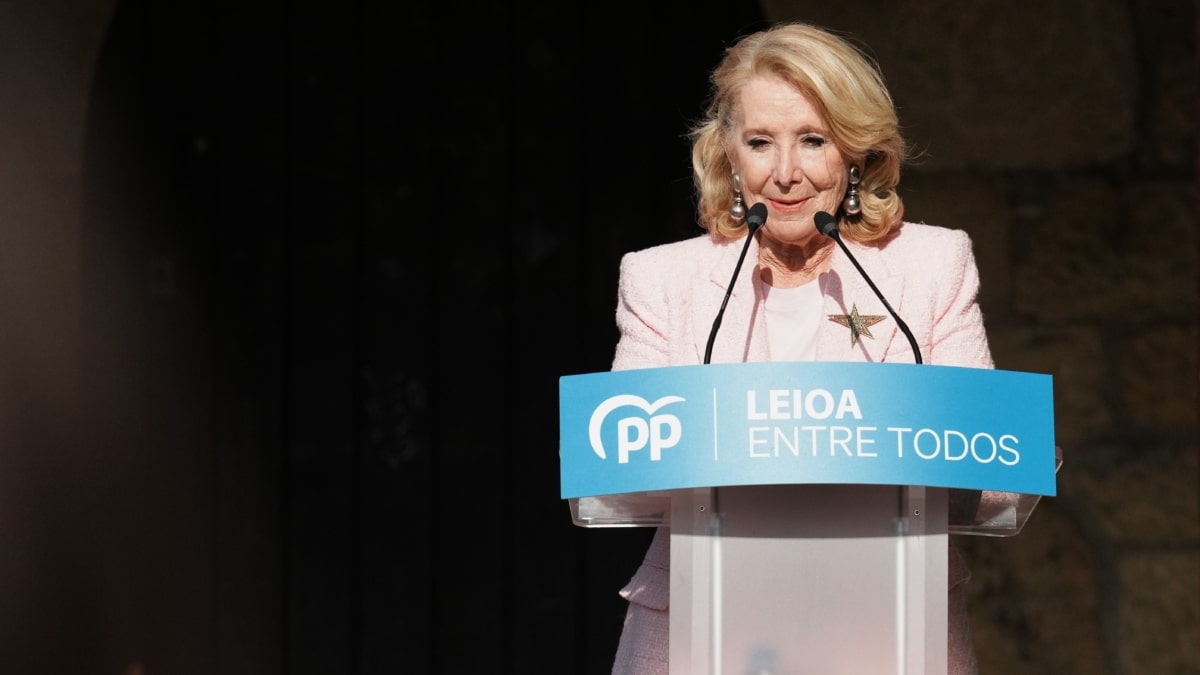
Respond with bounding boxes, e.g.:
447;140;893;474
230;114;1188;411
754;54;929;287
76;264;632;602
78;2;764;673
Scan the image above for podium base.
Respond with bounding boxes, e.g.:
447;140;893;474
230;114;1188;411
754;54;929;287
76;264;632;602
669;485;948;675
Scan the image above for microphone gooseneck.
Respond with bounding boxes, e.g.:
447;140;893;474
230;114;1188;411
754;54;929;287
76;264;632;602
814;211;924;364
703;203;768;365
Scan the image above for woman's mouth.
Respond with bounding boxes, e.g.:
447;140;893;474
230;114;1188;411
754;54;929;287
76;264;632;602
768;198;810;213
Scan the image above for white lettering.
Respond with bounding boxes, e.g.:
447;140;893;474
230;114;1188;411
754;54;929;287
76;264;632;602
769;389;789;420
748;427;770;457
744;424;880;458
745;389;863;421
967;432;995;463
857;426;877;457
804;426;824;454
617;417;648;464
747;391;766;420
998;434;1020;465
775;426;802;457
944;430;970;461
888;427;1024;466
649;414;682;460
806;390;835;420
830;426;853;456
889;427;912;457
836;389;863;419
913;428;941;460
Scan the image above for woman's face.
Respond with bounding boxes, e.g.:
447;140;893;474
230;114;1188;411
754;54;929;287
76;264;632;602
726;74;850;249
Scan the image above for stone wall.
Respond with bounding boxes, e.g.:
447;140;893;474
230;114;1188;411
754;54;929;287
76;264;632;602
1;0;1195;672
761;1;1199;672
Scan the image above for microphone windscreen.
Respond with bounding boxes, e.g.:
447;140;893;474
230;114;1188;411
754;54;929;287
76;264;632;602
746;203;768;232
814;211;839;238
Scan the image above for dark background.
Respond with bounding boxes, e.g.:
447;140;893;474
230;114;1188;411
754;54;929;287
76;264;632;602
72;1;765;673
3;1;1193;674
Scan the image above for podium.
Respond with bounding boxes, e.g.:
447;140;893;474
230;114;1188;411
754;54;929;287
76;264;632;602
560;362;1057;675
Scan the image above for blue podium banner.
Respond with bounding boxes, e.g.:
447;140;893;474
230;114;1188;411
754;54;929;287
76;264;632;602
560;362;1056;499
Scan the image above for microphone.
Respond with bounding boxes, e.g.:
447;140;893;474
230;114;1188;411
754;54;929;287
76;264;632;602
814;211;924;364
704;203;767;364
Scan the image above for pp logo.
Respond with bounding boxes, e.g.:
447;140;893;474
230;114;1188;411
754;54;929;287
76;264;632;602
588;394;685;464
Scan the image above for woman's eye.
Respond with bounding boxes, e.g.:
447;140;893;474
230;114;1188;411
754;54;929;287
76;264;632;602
747;138;770;150
801;135;826;148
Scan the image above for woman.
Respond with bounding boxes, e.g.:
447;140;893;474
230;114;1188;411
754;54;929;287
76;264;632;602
609;23;991;675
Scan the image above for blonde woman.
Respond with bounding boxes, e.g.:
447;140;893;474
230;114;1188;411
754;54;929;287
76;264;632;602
610;23;991;675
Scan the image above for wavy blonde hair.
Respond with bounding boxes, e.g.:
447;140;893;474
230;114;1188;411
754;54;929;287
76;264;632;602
692;23;907;242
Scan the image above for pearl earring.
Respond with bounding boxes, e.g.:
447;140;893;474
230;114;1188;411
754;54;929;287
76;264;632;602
729;173;746;221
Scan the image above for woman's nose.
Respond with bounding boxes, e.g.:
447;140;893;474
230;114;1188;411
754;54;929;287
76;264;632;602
773;149;799;185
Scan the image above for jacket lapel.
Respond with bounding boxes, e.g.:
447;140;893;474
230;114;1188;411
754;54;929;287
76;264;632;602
816;242;905;363
690;235;770;364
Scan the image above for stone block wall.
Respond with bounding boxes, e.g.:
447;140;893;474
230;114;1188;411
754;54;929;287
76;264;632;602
762;1;1198;671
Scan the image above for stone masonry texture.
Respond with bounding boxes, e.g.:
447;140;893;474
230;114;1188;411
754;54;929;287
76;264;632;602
759;1;1198;672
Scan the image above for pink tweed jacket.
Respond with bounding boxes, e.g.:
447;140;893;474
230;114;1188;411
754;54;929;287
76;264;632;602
609;222;992;675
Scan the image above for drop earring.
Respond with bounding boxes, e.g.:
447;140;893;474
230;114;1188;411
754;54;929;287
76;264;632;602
729;172;746;221
842;166;862;216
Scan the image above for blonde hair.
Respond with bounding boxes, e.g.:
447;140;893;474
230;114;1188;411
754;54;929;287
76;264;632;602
691;23;907;242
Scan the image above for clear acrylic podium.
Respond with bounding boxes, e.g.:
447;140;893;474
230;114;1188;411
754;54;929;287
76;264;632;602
570;472;1058;675
560;363;1058;675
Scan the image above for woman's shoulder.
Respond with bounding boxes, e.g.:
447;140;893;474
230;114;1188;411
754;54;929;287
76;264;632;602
889;221;971;248
871;221;974;265
848;222;976;285
624;232;726;259
620;233;733;274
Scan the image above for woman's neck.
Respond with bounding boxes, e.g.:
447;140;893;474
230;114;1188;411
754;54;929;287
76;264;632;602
756;233;835;288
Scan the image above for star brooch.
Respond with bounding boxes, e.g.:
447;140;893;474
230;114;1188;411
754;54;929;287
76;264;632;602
828;303;887;347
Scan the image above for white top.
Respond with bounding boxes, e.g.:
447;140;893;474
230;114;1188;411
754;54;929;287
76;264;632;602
763;280;823;361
